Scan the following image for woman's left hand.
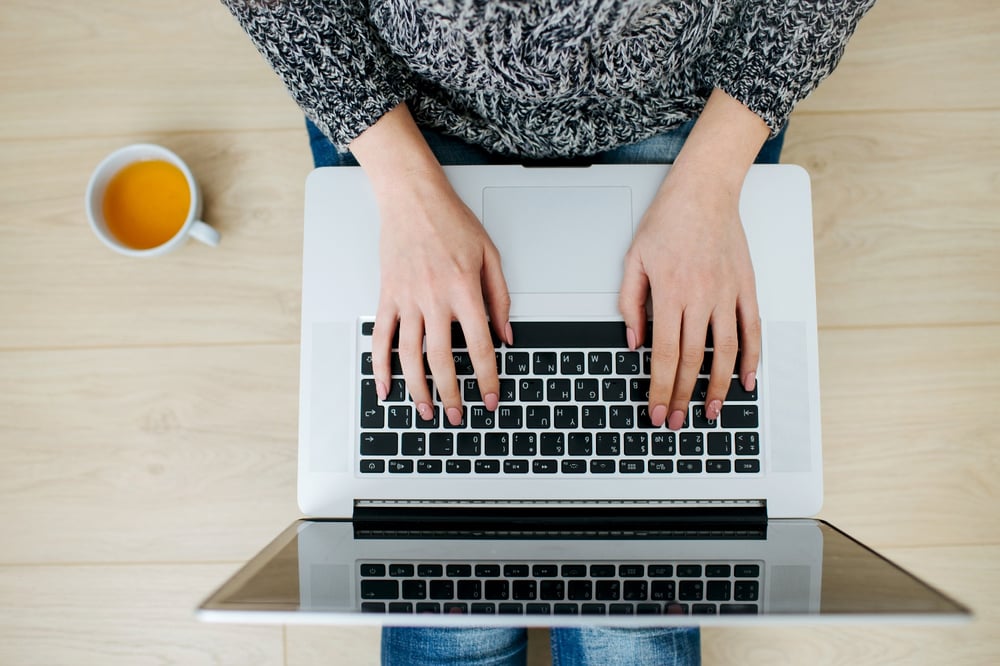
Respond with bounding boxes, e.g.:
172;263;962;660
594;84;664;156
619;165;761;430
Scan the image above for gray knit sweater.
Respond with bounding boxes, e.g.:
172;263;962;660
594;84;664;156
223;0;874;158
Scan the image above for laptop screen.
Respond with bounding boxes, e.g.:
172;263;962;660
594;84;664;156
198;519;968;625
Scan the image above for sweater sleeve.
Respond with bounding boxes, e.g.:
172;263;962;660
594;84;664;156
710;0;876;134
221;0;417;150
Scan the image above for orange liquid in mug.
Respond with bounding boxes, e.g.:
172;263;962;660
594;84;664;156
103;160;191;250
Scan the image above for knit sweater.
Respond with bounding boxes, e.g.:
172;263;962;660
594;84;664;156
223;0;875;158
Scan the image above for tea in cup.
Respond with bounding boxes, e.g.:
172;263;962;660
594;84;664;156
86;144;220;256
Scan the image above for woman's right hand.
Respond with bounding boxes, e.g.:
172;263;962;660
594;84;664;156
371;169;511;426
349;103;510;425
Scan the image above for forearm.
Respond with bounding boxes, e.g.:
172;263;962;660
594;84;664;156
669;88;770;196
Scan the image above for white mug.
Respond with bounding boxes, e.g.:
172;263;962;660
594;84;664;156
85;143;220;257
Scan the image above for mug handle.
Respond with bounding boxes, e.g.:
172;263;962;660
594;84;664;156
189;220;221;247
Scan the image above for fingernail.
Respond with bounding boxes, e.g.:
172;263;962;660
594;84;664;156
446;407;463;426
626;327;637;351
668;410;686;430
417;403;433;421
376;381;388;402
484;392;499;411
505;322;514;346
707;400;722;420
651;404;667;427
743;371;756;392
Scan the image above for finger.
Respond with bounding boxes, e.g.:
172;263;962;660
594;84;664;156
424;314;463;426
647;303;681;428
481;245;513;347
667;308;712;430
371;301;398;403
398;313;434;422
459;307;501;412
618;249;650;350
706;308;739;421
737;294;762;392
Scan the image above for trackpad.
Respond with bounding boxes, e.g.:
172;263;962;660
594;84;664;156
482;186;633;294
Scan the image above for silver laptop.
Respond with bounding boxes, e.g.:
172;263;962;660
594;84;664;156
197;164;968;625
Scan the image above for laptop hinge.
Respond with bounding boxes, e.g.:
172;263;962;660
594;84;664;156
352;499;767;539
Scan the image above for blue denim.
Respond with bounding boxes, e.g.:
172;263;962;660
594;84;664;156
381;626;701;666
306;117;785;168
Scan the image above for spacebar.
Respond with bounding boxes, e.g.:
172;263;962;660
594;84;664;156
508;322;629;348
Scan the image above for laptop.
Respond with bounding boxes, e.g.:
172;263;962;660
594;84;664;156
197;164;969;625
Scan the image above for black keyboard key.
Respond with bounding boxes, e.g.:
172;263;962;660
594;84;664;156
506;322;630;348
485;433;509;456
443;602;468;614
401;433;426;456
361;602;385;613
665;603;690;615
596;433;620;456
505;352;530;375
417;459;442;474
485;580;509;600
546;378;573;402
726;378;758;401
429;580;454;600
609;604;634;615
623;580;648;601
648;459;673;473
526;603;551;615
649;565;673;577
469;405;496;428
677;459;702;473
388;459;414;474
619;459;643;473
699;351;713;375
389;564;414;577
630;378;650;402
533;352;558;375
418;564;443;578
721;603;759;614
560;459;587;474
387;378;407;402
679;580;704;601
721;404;758;428
430;433;454;456
504;564;529;577
692;604;717;615
619;564;644;577
541;433;565;456
512;580;537;601
388;602;413;613
475;565;501;577
559;564;587;577
475;459;500;474
680;432;704;456
499;379;516;402
603;379;628;403
498;406;523;429
534;459;558;474
568;433;593;456
624;432;648;456
609;404;634;428
387;405;412;429
457;433;481;456
735;432;760;456
361;580;398;600
442;406;467;429
360;384;384;428
582;406;606;429
360;459;385;473
677;565;702;577
360;563;386;577
651;581;676;601
361;352;373;375
446;459;471;474
553;604;578;615
463;378;482;402
361;320;375;336
615;351;641;375
512;433;537;456
456;579;481;600
533;564;558;577
471;603;496;614
499;603;524;614
504;459;528;474
415;602;440;613
595;580;620;601
706;459;731;473
519;379;544;402
735;459;761;473
691;405;716;429
707;581;732;601
402;580;427;599
637;603;662;615
560;351;585;374
553;405;579;428
449;352;474;376
651;432;676;455
540;580;565;600
691;378;709;403
389;352;403;376
735;564;760;578
568;580;593;601
590;564;616;578
590;459;616;474
526;405;550;428
360;433;397;456
574;378;600;401
734;581;760;601
582;603;606;615
414;405;440;429
708;432;732;456
706;565;731;578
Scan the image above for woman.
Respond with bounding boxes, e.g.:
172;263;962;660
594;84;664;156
224;1;874;663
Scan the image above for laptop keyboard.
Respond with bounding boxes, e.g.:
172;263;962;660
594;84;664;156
358;321;762;476
358;560;762;616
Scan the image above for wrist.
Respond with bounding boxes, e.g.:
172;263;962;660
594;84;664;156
349;103;447;197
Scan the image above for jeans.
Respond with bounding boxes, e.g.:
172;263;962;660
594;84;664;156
381;626;701;666
310;116;781;665
306;118;785;168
